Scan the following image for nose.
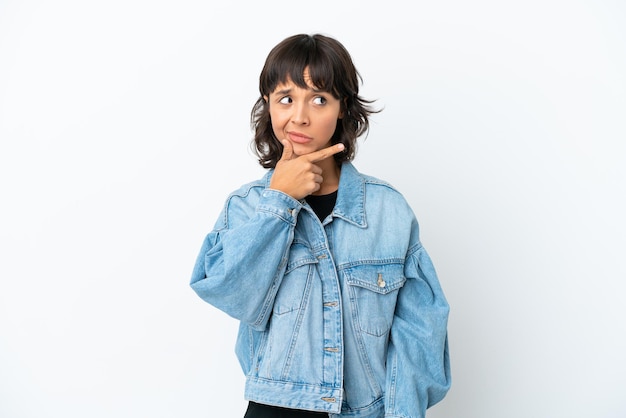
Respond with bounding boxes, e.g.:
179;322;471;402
290;102;309;125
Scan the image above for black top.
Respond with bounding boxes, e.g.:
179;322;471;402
244;401;327;417
305;190;338;221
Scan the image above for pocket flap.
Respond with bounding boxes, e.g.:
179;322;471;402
285;242;318;275
345;263;406;295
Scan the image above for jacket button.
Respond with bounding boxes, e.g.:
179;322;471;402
377;273;386;288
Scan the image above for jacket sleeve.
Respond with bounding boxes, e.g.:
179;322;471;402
384;220;451;417
190;188;302;331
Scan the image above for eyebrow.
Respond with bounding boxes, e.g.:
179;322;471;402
273;87;328;95
274;88;292;95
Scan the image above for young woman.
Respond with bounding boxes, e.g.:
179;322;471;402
190;33;451;418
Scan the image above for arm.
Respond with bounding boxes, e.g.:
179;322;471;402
385;238;451;417
190;143;344;330
190;188;302;331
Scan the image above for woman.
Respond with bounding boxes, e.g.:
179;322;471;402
190;33;451;418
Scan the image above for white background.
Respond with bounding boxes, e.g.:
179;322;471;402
1;0;625;417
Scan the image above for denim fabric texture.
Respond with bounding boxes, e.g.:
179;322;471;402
191;163;451;418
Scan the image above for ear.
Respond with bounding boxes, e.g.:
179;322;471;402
263;95;268;102
338;98;348;119
339;103;346;119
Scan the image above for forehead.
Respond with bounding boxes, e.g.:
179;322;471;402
265;61;337;95
271;69;319;93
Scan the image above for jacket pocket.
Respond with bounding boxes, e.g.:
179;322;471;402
345;263;406;337
273;241;318;315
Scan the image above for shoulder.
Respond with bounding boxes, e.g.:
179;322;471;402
355;167;409;203
227;175;268;201
214;172;271;229
346;165;422;247
362;172;398;191
345;164;415;216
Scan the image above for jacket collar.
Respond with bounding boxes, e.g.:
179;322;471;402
265;162;367;228
332;162;367;228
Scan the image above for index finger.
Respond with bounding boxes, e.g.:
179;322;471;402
306;143;345;163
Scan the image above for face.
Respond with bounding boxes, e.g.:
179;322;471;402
265;68;343;158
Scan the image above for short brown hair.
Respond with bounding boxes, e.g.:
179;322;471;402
251;34;379;169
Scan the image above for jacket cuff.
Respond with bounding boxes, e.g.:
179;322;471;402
256;189;304;225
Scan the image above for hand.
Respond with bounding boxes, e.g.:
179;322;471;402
269;140;345;200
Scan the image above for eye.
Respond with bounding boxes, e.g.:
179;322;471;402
313;96;328;105
278;96;292;104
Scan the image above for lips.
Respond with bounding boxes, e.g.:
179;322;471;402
288;132;312;144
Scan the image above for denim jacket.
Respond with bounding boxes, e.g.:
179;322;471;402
191;163;450;418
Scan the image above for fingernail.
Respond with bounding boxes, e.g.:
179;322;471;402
337;144;345;150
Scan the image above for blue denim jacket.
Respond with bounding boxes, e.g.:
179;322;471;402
191;163;450;418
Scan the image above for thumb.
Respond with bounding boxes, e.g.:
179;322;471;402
280;139;294;161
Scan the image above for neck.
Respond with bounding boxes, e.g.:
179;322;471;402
313;157;341;195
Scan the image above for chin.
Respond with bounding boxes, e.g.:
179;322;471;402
292;144;316;154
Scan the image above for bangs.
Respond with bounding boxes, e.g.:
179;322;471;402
260;36;339;97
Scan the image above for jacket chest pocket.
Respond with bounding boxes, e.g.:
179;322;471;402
345;263;406;337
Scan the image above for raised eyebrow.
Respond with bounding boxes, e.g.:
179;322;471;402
273;88;327;94
274;88;292;96
272;87;329;97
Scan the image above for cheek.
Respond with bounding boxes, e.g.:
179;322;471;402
322;117;339;136
270;118;284;137
269;110;287;131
